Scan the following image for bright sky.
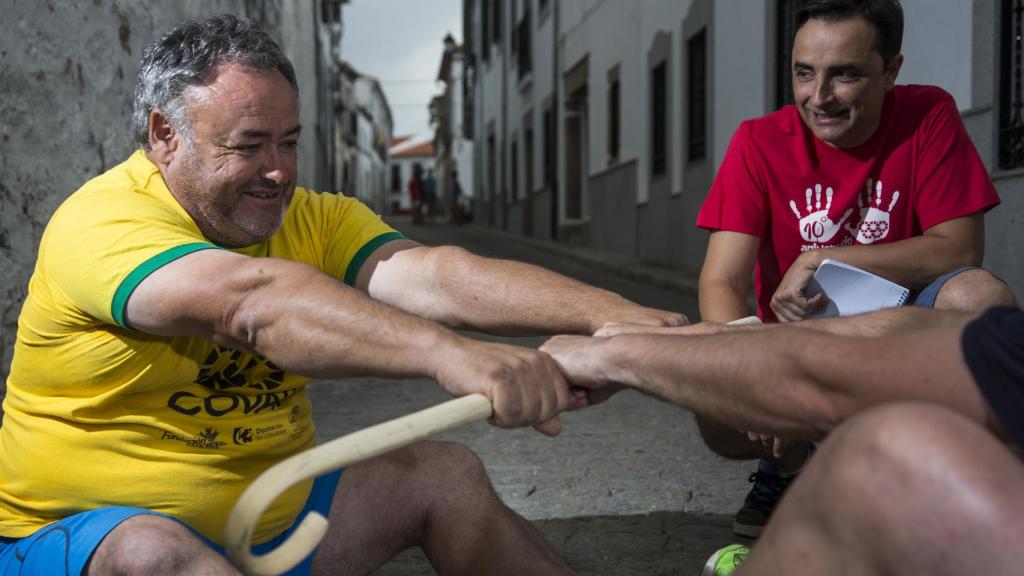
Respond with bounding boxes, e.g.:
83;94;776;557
341;0;462;139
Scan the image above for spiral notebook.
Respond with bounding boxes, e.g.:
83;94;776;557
805;258;910;317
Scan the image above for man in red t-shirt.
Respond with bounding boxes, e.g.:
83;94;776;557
694;0;1018;539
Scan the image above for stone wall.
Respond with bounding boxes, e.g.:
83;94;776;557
0;0;313;387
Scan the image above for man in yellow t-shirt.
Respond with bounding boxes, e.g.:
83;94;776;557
0;15;684;576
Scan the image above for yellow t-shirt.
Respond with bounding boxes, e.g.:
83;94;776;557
0;150;402;544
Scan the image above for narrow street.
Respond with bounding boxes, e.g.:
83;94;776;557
309;218;754;575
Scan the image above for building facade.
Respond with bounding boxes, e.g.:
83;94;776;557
355;73;393;213
432;34;477;217
334;62;393;212
465;0;1024;295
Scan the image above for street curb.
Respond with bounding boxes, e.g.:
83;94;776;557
462;224;701;299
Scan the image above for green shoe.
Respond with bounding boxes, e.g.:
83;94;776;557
701;543;750;576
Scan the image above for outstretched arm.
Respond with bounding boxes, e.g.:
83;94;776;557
126;249;569;435
542;307;997;441
772;214;984;321
784;305;978;337
360;241;685;335
595;305;968;338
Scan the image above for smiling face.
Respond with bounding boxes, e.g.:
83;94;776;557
160;63;301;247
792;16;902;149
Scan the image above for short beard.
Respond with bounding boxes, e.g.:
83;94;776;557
173;143;289;247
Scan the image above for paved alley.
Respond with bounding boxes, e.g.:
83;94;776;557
309;218;754;575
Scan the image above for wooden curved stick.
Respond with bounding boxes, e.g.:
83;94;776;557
727;315;762;327
224;393;493;576
224;316;760;575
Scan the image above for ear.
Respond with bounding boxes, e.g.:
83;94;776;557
147;109;181;165
884;54;903;90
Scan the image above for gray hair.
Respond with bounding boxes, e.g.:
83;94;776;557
132;14;299;149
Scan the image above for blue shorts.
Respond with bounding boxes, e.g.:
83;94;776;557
0;469;342;576
909;267;981;308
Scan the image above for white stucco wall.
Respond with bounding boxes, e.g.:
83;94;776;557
899;0;972;110
711;0;770;172
559;0;696;209
475;0;559;207
561;0;642;187
448;53;476;200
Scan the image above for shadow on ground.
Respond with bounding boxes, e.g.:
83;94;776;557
376;511;744;575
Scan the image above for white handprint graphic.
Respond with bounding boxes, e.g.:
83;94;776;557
845;178;901;244
789;183;853;243
844;179;873;238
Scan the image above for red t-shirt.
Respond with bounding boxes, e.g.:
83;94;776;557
697;85;1000;322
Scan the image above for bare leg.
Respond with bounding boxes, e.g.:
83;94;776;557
696;416;809;473
934;268;1018;312
739;403;1024;575
86;514;240;576
311;440;571;576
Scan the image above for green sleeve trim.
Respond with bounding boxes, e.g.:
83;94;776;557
111;242;221;328
343;231;407;286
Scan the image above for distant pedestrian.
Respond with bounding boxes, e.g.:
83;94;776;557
423;169;437;218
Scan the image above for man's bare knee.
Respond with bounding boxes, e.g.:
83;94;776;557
800;403;1011;532
87;514;236;576
763;403;1023;574
312;441;506;574
411;441;492;495
934;269;1018;312
341;441;495;525
817;404;971;484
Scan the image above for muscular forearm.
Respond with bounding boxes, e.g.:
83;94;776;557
215;259;460;380
793;306;979;337
609;307;976;340
800;230;981;291
374;246;680;335
600;332;843;440
129;251;578;433
598;317;987;441
717;306;978;338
